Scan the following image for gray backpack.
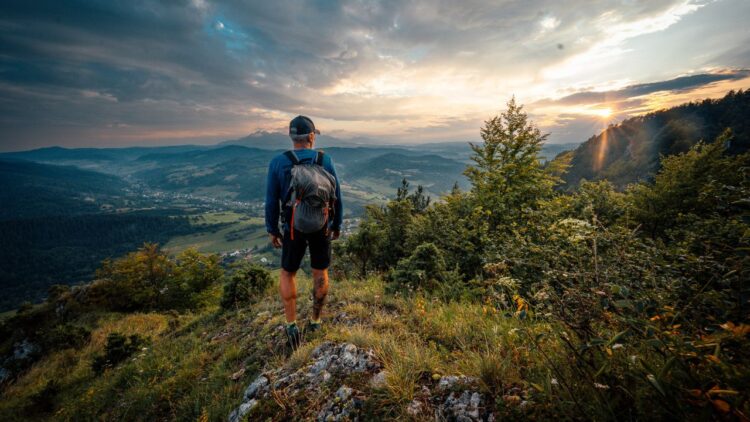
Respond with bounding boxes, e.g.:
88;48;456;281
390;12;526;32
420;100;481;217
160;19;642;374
283;150;337;238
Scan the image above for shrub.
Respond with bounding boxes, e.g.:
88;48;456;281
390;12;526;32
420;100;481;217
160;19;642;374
25;380;60;415
90;244;222;311
387;243;461;292
220;263;273;310
92;332;146;374
39;324;90;352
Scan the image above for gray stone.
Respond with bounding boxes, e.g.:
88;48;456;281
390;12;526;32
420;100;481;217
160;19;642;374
243;375;268;400
335;385;353;401
228;399;257;422
406;400;422;416
370;370;387;388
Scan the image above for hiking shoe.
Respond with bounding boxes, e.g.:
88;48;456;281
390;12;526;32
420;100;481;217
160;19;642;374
285;323;301;351
304;320;322;335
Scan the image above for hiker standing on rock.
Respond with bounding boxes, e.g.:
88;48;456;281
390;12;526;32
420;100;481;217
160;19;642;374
265;115;342;350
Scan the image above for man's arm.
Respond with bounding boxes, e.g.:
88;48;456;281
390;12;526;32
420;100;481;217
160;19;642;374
264;159;282;239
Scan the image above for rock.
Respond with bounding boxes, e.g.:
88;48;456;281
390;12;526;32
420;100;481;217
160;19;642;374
12;339;38;360
370;371;387;388
228;399;257;422
230;368;245;380
437;390;486;422
317;385;362;422
335;386;352;401
437;375;478;391
230;343;381;421
243;375;268;400
407;400;423;416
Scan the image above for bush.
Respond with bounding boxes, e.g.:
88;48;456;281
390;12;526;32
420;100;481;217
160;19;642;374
387;243;460;292
92;332;146;374
25;380;60;415
39;324;90;352
90;244;222;312
220;263;273;310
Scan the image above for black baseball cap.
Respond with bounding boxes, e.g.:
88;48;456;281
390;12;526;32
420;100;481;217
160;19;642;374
289;115;320;136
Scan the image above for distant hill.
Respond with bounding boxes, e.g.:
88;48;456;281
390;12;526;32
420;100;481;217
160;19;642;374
0;160;130;220
220;131;367;149
356;152;468;193
559;89;750;189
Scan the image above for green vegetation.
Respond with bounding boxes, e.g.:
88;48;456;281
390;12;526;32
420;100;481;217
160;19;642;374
1;97;748;420
0;211;211;311
336;98;750;419
0;159;129;220
220;263;273;310
560;88;750;189
164;212;268;254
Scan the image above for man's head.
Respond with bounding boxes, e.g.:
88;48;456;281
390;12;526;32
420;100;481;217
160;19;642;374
289;115;320;148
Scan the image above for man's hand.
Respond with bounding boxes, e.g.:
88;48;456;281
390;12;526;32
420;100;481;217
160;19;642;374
269;233;282;248
329;229;340;241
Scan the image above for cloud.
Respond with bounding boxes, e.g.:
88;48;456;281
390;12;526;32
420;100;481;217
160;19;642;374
538;70;750;106
0;0;747;150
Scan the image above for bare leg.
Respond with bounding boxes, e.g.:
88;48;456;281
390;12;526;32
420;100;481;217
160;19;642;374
279;269;297;323
311;268;329;321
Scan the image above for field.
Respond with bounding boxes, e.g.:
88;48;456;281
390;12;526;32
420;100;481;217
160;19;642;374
164;212;268;254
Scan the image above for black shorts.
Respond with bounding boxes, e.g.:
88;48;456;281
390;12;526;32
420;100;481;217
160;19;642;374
281;228;331;272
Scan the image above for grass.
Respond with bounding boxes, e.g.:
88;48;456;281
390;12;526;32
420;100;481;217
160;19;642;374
0;274;561;421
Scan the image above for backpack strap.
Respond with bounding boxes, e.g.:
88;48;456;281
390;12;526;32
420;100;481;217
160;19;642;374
315;151;325;166
284;150;300;165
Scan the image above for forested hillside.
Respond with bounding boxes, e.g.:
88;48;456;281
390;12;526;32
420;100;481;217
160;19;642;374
1;99;746;421
0;160;129;219
559;89;750;189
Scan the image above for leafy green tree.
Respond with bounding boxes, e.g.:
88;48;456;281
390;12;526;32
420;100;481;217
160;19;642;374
406;188;489;279
464;97;560;231
340;213;387;276
92;243;174;311
628;129;749;237
396;178;431;213
168;248;223;309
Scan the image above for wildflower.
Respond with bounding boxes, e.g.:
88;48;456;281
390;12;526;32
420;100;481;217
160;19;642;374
594;382;610;390
612;343;624;350
551;378;559;386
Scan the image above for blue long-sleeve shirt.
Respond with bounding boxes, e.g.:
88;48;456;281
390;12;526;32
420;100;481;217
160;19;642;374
265;148;343;235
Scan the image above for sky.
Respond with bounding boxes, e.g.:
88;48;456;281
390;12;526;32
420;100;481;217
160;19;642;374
0;0;749;151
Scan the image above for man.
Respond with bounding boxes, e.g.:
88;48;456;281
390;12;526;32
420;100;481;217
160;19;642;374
265;115;342;350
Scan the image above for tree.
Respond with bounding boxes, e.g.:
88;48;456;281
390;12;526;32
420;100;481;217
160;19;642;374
628;129;749;237
396;178;431;213
464;97;560;232
341;214;387;276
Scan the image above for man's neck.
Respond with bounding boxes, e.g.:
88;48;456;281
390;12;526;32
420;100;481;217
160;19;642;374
293;144;314;150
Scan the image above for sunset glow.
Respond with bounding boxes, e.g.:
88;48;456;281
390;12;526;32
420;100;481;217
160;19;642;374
1;0;749;151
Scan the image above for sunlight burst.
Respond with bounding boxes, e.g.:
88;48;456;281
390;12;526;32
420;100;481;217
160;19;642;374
591;107;613;118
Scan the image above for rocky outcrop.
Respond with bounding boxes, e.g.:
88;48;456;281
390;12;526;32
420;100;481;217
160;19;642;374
228;342;380;422
228;341;530;421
